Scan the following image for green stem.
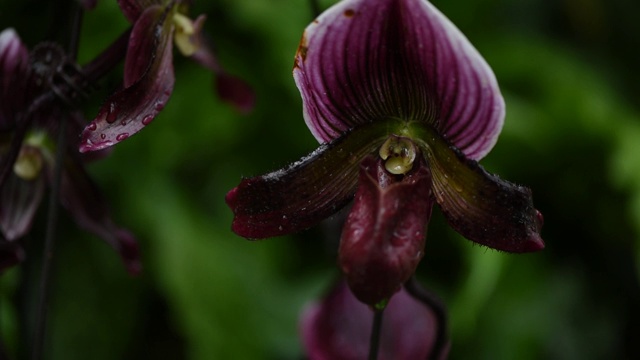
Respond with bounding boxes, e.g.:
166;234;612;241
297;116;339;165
368;308;384;360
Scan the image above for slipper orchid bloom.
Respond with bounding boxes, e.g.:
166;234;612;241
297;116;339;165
227;0;544;306
0;29;140;274
80;0;255;152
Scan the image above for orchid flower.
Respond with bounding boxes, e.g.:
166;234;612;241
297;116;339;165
301;280;448;360
227;0;544;306
0;28;140;274
79;0;255;152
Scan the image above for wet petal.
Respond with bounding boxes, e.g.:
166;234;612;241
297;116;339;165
339;155;433;305
294;0;503;159
411;122;544;253
187;15;256;114
0;162;45;241
79;5;175;152
301;281;439;360
226;120;404;239
0;28;30;130
57;153;141;274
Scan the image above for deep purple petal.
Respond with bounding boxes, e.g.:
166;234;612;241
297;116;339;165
57;154;141;275
226;120;404;239
294;0;504;159
410;122;544;253
0;28;30;130
0;160;45;241
116;0;160;23
339;155;433;305
79;5;175;152
301;281;439;360
187;15;256;114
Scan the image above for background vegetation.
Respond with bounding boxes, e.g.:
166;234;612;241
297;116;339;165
1;0;639;358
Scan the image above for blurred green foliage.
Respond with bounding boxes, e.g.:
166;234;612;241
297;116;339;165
1;0;639;359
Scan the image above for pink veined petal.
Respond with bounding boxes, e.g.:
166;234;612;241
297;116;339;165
79;5;175;152
293;0;504;160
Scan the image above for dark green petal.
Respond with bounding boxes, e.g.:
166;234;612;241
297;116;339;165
410;122;544;253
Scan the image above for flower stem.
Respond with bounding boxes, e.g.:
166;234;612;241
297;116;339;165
368;308;384;360
31;5;83;360
405;277;448;360
30;113;68;360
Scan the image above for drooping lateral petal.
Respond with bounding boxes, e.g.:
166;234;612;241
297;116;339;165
294;0;504;160
0;167;45;241
0;28;30;130
226;119;405;239
57;154;141;275
339;155;433;305
187;15;255;114
79;5;174;152
301;281;439;360
410;122;544;253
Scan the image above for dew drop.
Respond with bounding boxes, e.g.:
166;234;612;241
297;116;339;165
120;120;127;126
116;133;129;142
142;115;154;125
100;134;106;139
154;102;165;111
278;226;283;231
87;122;97;131
106;102;118;124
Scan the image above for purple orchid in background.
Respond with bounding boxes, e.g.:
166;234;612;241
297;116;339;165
0;28;140;274
301;280;449;360
227;0;544;306
79;0;255;152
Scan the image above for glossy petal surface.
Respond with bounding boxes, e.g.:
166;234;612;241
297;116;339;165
227;120;406;239
294;0;503;159
58;154;141;275
339;155;433;305
80;5;175;152
301;281;438;360
411;122;544;252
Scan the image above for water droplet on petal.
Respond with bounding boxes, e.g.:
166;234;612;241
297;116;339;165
87;122;97;131
154;102;164;111
142;115;154;125
116;133;129;142
106;102;118;124
120;120;127;126
100;134;106;139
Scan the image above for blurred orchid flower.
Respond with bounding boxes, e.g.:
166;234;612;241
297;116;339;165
227;0;544;306
301;279;448;360
0;28;140;274
80;0;255;152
